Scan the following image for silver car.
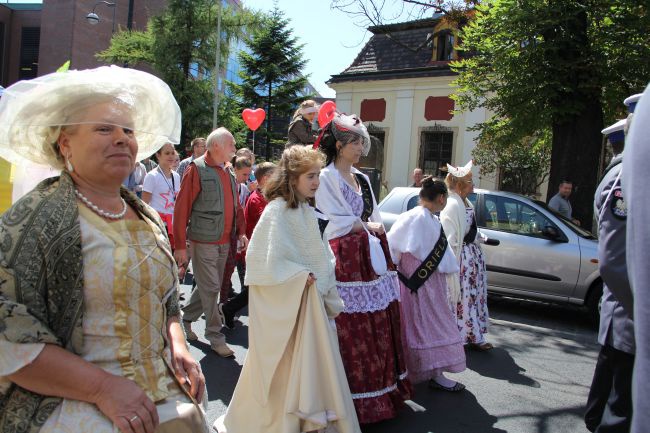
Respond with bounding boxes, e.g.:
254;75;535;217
379;187;602;323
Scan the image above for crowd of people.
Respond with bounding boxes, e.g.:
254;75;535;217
1;64;648;433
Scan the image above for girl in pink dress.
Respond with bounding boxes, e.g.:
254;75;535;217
388;177;466;391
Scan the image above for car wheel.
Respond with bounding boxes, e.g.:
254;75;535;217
585;280;603;327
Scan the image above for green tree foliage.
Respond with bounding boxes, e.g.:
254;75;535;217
471;124;551;196
452;0;650;228
98;0;258;148
229;7;310;160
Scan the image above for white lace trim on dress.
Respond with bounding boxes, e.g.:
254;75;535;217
350;371;409;400
337;271;400;314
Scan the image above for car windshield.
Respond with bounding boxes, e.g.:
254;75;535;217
534;200;597;239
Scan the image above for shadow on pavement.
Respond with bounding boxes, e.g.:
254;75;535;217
361;383;507;433
489;296;595;336
193;339;243;407
221;307;250;349
466;347;541;388
495;404;588;433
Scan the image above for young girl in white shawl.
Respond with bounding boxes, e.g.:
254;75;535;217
388;177;467;392
218;146;360;433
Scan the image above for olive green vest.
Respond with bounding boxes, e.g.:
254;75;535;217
187;156;238;242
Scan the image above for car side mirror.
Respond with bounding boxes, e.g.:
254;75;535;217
542;226;560;240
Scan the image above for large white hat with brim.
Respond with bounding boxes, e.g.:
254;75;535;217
0;65;181;168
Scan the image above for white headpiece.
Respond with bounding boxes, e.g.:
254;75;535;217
331;113;371;156
301;106;319;115
0;65;181;168
446;160;473;178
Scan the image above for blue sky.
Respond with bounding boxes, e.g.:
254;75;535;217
242;0;374;98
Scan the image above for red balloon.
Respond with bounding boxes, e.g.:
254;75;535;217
242;108;266;131
318;100;337;127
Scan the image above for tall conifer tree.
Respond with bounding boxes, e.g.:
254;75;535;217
230;6;309;160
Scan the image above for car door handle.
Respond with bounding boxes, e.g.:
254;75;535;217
484;238;500;246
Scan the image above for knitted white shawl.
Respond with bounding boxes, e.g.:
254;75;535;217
245;198;343;315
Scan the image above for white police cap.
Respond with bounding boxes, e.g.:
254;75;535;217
624;94;642;113
601;119;626;142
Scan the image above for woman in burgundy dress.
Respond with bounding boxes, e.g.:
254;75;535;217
315;113;411;424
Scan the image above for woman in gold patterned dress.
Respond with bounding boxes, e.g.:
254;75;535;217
0;66;206;433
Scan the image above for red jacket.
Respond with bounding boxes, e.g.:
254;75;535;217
244;189;268;240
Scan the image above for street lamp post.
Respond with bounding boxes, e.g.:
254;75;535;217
212;0;222;129
86;1;117;33
127;0;134;30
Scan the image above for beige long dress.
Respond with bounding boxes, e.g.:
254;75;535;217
220;199;361;433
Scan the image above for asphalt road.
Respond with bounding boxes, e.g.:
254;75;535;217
181;276;599;433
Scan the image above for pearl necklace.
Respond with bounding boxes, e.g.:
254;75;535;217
75;189;128;220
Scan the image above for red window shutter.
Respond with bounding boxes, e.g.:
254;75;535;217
360;99;386;122
424;96;454;121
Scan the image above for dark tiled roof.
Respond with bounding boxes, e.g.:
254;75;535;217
329;16;455;84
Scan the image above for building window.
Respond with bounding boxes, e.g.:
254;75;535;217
435;31;454;61
19;27;40;80
419;131;453;176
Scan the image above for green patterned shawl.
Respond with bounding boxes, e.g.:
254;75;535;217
0;172;180;433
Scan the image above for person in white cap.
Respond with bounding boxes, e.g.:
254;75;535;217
585;113;635;433
0;66;207;433
440;160;493;350
286;99;319;147
622;89;649;433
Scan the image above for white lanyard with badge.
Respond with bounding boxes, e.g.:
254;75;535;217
158;167;176;204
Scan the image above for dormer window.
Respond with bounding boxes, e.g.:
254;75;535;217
435;30;455;61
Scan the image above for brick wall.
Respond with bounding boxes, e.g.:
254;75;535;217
39;0;167;76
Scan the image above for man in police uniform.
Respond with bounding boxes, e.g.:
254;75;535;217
584;108;635;432
621;90;648;433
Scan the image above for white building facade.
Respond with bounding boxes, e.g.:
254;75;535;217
328;17;497;191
